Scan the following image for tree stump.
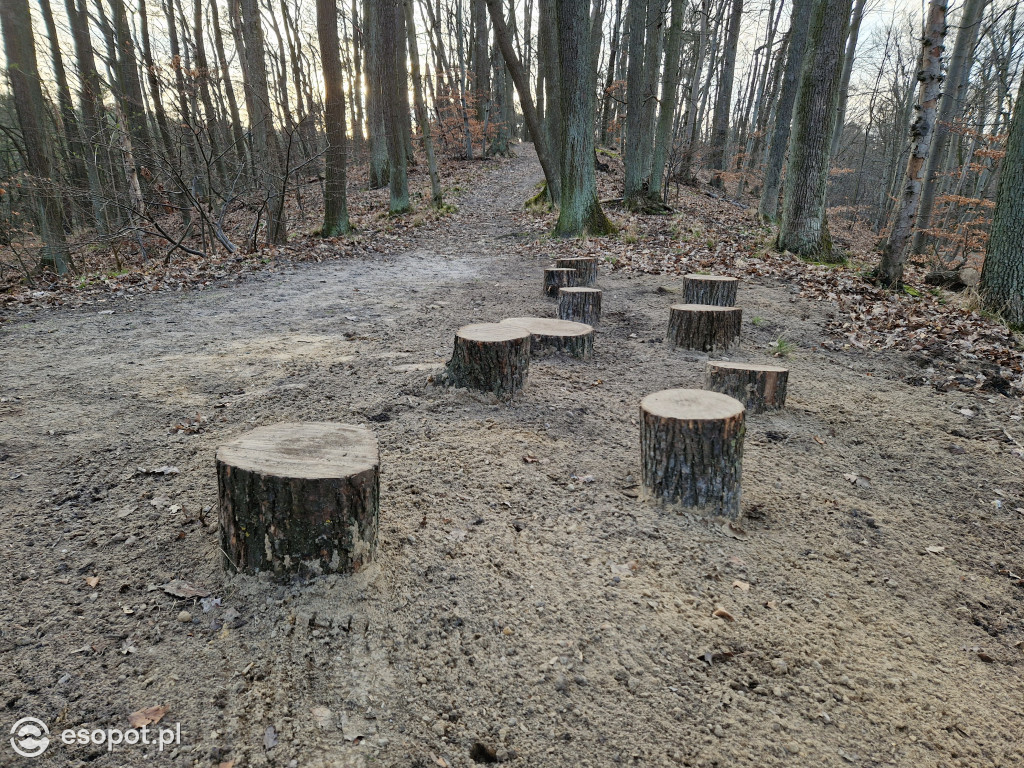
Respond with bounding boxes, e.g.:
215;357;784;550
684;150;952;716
682;274;739;306
500;316;594;359
543;267;577;297
640;389;745;518
217;422;379;576
667;304;741;351
705;360;789;413
555;257;598;287
558;287;602;325
445;323;531;400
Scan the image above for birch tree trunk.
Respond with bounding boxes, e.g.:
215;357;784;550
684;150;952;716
877;0;947;288
776;0;852;260
911;0;987;255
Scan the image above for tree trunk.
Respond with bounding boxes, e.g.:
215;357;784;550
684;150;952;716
682;274;738;306
667;304;741;351
599;0;624;146
1;0;71;273
758;0;811;222
911;0;987;255
624;0;667;209
829;0;867;158
380;0;410;213
210;0;249;173
500;316;595;359
553;0;614;237
445;323;532;401
405;0;443;207
472;0;490;120
217;423;379;576
364;0;390;186
240;0;288;244
316;0;351;235
708;0;743;188
877;0;947;288
640;389;745;518
705;361;788;413
544;267;578;296
111;0;152;158
558;287;603;324
555;256;598;286
650;0;684;198
979;75;1024;326
485;0;561;199
776;0;853;260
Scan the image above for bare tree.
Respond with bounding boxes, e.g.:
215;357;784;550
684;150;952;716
316;0;351;234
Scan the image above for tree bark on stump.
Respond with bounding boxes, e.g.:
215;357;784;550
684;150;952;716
544;267;578;297
640;389;745;518
217;423;379;576
555;257;597;286
667;304;741;351
705;361;788;413
558;287;602;324
445;323;531;400
683;274;738;306
500;316;594;359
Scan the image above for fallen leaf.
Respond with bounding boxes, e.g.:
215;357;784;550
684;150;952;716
129;705;169;728
84;576;99;588
926;545;946;555
721;521;749;540
712;606;735;622
977;651;995;663
812;435;826;445
161;579;209;599
732;580;751;592
264;726;278;750
522;454;538;464
218;761;234;768
310;706;333;729
843;472;872;489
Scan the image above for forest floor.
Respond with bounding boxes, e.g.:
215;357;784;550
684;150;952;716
1;145;1023;768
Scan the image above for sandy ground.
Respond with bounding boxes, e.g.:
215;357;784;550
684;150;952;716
1;147;1022;768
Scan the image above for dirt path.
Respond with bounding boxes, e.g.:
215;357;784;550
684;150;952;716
1;148;1022;768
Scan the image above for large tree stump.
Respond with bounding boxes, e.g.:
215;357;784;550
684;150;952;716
705;360;789;413
667;304;741;351
555;257;598;287
558;287;602;324
682;274;739;306
543;267;577;297
500;316;594;359
640;389;745;518
217;422;379;576
445;323;531;400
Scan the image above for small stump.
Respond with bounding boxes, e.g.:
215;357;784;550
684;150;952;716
217;422;379;576
640;389;745;518
445;323;530;400
682;274;739;306
500;316;594;359
555;257;597;287
543;267;577;297
706;360;788;413
667;304;741;351
558;287;602;325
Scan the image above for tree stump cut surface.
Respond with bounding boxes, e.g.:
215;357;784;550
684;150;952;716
640;389;745;518
558;287;602;325
500;316;595;359
682;274;739;306
706;361;788;413
667;304;741;351
445;323;531;400
555;257;598;287
217;422;379;576
543;267;578;297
